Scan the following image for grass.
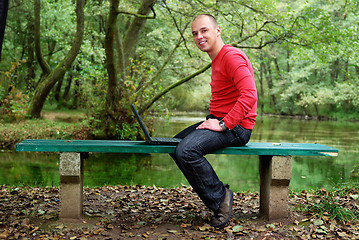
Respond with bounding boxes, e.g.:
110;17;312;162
295;183;359;224
0;108;91;149
306;197;357;223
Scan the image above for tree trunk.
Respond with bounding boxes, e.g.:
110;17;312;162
54;76;64;102
343;60;348;81
258;54;265;115
122;0;155;68
265;59;277;109
330;59;340;86
26;14;35;89
104;0;120;108
62;72;73;103
101;0;155;137
28;0;85;118
70;77;80;110
34;0;51;78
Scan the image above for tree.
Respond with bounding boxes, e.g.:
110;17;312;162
98;0;157;137
27;0;84;118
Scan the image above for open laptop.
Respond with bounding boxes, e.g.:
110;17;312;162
131;104;182;145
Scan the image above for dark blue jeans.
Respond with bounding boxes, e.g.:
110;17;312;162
170;115;252;212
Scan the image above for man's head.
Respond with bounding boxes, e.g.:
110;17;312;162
191;14;224;60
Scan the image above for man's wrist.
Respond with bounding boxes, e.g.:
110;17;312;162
219;120;227;131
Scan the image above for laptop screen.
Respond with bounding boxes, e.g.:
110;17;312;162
131;104;152;141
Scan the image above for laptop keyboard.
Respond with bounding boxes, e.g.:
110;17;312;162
152;137;181;143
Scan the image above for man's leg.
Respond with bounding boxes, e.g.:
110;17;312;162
170;124;252;227
171;128;235;210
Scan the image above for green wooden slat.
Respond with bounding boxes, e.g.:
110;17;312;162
16;139;338;157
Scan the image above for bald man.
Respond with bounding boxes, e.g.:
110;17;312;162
170;14;257;228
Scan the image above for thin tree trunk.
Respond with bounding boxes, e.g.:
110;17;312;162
104;0;120;106
102;0;155;137
122;0;155;67
54;76;64;102
26;14;35;90
34;0;51;77
70;77;80;110
343;60;348;81
28;0;85;118
258;53;264;114
265;59;276;109
62;72;73;103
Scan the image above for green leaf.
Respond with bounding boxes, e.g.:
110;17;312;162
233;225;243;232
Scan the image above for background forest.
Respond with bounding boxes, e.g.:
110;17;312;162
0;0;358;139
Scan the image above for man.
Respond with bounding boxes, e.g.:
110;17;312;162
170;14;257;228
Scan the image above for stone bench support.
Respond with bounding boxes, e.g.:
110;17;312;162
259;155;292;220
59;152;84;219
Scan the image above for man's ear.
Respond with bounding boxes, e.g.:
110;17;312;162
216;25;221;37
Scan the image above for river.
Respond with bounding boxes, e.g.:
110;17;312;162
1;115;358;192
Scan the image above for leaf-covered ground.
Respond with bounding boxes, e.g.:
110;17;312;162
0;185;358;239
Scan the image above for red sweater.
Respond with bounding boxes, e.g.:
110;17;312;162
210;45;257;130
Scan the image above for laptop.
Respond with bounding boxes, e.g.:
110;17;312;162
131;104;182;145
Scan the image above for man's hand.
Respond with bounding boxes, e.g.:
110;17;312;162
196;119;223;132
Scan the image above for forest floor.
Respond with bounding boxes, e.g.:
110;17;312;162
1;110;359;239
1;184;358;240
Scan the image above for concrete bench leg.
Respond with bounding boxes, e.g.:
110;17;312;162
59;152;84;219
259;155;292;220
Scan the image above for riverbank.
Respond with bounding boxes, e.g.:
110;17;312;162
1;108;358;150
0;118;92;150
0;184;358;239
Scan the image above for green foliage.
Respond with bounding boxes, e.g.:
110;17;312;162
1;0;359;136
0;61;30;122
0;87;29;122
118;122;138;141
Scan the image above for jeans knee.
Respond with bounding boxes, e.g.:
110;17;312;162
175;144;202;164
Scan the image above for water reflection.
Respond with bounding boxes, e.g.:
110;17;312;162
1;115;358;192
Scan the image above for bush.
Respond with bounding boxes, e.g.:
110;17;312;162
0;86;29;122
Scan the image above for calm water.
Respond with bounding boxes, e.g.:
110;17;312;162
1;115;358;192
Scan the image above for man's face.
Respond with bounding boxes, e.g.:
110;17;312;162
191;16;220;53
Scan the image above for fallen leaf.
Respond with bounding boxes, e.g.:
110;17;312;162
38;209;45;215
315;228;327;234
313;219;324;226
350;194;358;200
266;223;275;231
233;225;243;232
55;224;64;230
167;229;179;235
256;226;267;232
198;225;212;231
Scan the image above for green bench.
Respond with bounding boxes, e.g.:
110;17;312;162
16;139;338;221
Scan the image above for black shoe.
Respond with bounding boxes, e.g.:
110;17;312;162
210;186;233;228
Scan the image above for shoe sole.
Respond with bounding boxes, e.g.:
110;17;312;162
212;189;233;228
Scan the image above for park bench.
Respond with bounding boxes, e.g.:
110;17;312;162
16;139;338;221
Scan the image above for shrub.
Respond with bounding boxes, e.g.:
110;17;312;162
0;86;29;122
